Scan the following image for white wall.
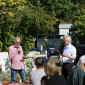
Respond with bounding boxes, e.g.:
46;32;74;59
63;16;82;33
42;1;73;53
0;52;10;72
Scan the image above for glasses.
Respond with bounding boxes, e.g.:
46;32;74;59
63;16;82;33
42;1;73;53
64;40;68;42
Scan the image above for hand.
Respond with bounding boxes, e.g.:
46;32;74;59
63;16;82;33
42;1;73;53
62;53;68;57
60;55;62;58
23;56;26;59
17;48;21;53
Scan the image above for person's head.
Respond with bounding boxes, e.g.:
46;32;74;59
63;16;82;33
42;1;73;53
35;57;44;68
44;61;59;79
41;76;48;85
78;55;85;70
64;36;71;46
78;55;85;65
13;37;20;46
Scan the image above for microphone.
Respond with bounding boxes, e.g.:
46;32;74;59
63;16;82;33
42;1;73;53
18;46;20;55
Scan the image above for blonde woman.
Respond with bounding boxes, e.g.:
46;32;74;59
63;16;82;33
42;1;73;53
44;61;67;85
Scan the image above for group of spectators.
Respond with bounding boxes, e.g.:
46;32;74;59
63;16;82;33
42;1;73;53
29;57;67;85
8;36;85;85
29;56;85;85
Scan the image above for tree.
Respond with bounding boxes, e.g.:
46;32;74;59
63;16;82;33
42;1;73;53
28;0;80;21
0;0;28;51
74;8;85;43
0;0;57;55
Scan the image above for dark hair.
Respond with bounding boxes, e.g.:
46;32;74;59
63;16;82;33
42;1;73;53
35;57;44;68
41;76;48;85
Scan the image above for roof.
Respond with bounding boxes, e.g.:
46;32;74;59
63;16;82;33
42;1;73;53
59;24;74;29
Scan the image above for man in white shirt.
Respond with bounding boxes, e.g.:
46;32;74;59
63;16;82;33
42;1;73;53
61;36;76;80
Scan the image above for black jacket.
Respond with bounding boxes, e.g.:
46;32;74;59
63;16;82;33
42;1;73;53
47;74;67;85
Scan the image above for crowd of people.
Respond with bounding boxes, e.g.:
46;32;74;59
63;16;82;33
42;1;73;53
7;36;85;85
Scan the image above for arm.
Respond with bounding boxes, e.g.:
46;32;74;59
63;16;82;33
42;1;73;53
62;54;76;60
20;46;26;59
62;47;76;60
28;78;32;84
8;47;17;60
28;74;33;84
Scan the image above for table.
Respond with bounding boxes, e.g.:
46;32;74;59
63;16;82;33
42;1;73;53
25;54;46;72
3;82;28;85
26;54;46;58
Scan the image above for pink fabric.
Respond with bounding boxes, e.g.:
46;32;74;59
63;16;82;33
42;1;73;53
8;45;25;70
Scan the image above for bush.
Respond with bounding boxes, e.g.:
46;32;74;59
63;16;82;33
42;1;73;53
0;72;11;81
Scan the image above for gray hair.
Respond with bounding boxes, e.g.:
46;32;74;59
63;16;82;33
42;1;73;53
64;35;71;43
13;37;20;43
78;55;85;65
